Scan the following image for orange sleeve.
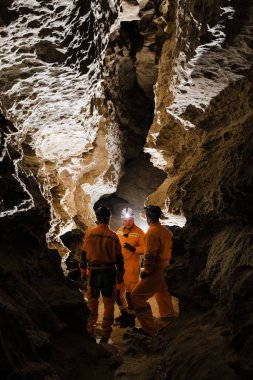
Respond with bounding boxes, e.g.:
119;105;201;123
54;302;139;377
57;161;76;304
135;230;145;255
115;237;124;272
143;232;160;273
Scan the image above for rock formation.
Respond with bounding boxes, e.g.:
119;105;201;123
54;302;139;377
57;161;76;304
0;0;123;255
144;0;253;378
0;0;252;379
0;0;123;378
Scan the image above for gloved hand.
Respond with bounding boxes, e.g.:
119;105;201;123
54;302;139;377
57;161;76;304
123;242;136;253
117;271;124;284
140;271;150;279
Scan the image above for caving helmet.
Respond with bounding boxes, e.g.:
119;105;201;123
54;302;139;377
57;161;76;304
95;206;112;220
121;207;135;219
143;205;162;220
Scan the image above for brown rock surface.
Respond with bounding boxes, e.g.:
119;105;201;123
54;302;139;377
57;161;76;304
142;0;253;378
0;0;123;253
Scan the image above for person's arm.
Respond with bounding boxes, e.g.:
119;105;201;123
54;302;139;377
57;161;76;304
134;230;145;255
115;237;124;283
141;233;159;278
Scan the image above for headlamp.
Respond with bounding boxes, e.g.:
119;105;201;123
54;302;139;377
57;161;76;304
121;207;135;219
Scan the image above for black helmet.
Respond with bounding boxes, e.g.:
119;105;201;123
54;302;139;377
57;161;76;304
95;206;112;219
144;205;162;219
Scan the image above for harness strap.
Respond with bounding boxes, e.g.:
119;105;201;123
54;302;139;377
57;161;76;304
88;262;115;270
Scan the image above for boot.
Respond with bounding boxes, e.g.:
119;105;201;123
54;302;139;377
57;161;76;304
127;314;135;327
120;313;135;328
115;310;128;324
132;326;152;337
99;336;109;344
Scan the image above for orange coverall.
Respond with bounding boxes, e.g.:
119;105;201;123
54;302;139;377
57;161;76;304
117;224;144;314
131;222;176;336
81;224;124;339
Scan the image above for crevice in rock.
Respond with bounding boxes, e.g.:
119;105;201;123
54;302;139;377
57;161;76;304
0;0;18;27
95;14;166;230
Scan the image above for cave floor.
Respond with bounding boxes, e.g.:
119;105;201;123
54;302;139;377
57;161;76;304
94;296;180;380
50;295;179;380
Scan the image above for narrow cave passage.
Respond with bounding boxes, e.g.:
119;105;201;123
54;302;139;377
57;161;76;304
95;20;166;231
61;18;168;288
94;147;167;231
61;17;178;373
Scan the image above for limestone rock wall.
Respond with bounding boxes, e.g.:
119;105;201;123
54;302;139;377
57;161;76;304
0;1;124;378
0;0;123;254
0;115;90;379
143;0;253;378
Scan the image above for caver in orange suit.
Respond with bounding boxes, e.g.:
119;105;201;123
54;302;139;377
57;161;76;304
80;208;124;341
117;224;144;317
131;219;176;337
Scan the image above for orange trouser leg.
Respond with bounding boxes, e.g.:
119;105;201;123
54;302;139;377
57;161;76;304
124;260;139;315
116;267;139;314
131;278;156;337
125;283;137;315
155;282;175;318
131;267;175;336
86;284;99;336
102;288;116;339
116;282;128;312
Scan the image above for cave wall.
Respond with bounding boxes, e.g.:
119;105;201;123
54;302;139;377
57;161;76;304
0;115;90;379
0;0;123;253
142;0;253;378
0;1;124;378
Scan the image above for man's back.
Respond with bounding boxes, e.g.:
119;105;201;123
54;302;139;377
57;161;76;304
83;224;121;264
145;222;173;266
